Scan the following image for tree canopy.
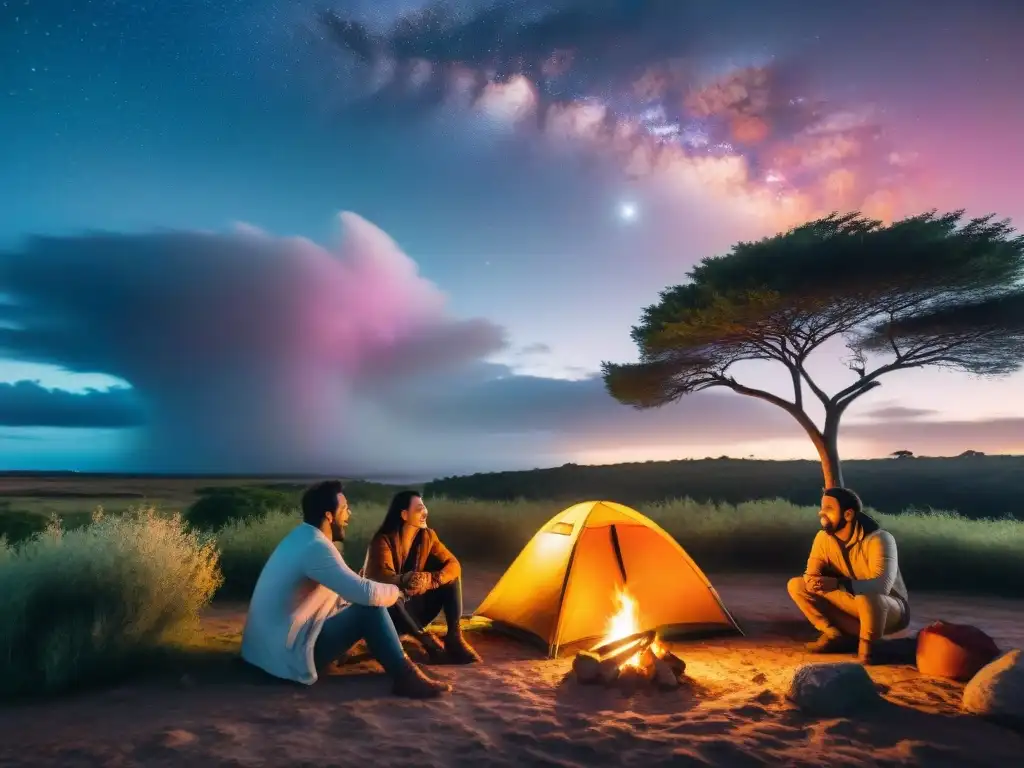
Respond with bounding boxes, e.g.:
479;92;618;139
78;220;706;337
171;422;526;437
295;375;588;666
602;209;1024;487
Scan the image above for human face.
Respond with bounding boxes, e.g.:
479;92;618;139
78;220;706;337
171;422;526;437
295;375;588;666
401;495;429;529
819;494;852;536
327;492;350;542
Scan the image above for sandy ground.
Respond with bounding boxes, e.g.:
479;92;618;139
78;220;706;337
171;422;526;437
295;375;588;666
1;572;1022;767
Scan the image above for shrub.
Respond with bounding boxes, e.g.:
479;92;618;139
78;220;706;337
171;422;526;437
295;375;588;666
215;509;302;599
185;486;295;531
0;507;222;699
0;510;51;545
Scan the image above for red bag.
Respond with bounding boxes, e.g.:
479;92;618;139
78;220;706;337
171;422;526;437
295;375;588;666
916;621;1001;682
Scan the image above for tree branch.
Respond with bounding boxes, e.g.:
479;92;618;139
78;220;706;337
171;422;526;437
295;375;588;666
796;362;831;409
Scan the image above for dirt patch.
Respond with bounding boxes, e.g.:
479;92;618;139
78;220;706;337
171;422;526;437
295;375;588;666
0;573;1020;767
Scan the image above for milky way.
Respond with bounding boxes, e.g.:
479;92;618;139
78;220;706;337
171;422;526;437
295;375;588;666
318;0;917;225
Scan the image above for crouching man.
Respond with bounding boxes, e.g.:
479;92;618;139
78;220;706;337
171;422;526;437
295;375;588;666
241;480;452;698
787;487;910;665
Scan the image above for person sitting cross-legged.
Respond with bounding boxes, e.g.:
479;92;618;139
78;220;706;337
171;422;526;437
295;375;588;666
240;480;452;698
787;487;910;665
364;491;481;665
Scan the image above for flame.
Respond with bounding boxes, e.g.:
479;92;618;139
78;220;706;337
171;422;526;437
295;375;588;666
603;586;663;668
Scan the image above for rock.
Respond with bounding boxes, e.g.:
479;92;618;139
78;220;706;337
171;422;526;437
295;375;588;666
787;662;882;717
752;672;767;685
653;657;680;689
573;651;602;684
654;647;686;676
962;649;1024;727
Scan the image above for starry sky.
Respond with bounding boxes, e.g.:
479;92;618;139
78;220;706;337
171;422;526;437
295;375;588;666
2;0;1024;478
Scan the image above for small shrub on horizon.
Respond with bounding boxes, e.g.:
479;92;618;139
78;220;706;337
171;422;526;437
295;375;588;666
0;506;222;699
185;486;295;531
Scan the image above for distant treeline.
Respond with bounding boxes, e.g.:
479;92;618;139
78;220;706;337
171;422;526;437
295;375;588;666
423;456;1024;520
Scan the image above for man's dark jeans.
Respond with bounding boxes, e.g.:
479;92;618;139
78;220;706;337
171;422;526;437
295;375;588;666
312;604;409;674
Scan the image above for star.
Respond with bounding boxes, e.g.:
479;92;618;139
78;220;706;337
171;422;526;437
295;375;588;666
617;201;638;223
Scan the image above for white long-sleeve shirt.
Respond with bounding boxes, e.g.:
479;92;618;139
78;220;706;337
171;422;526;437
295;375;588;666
241;523;401;684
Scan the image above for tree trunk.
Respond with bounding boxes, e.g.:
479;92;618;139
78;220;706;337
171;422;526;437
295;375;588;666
820;408;844;489
781;407;844;488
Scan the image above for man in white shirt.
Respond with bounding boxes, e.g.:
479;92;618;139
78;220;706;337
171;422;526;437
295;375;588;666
241;480;452;698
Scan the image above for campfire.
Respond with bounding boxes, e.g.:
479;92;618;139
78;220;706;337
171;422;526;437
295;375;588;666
571;587;687;689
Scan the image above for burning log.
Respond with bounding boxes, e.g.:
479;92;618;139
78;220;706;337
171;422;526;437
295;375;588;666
618;647;657;687
570;587;690;692
590;629;656;659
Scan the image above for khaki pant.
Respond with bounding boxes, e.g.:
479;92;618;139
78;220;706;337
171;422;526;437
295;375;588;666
787;577;907;642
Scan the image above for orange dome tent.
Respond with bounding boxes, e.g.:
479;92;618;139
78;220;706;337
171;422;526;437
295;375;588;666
472;500;743;657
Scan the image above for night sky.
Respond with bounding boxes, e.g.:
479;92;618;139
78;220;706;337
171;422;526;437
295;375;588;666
2;0;1024;478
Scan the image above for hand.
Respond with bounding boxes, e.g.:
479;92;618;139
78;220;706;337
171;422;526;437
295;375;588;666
805;575;839;594
402;571;432;596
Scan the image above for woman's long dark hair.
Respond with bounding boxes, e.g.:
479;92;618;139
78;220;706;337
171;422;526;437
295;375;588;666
374;490;422;538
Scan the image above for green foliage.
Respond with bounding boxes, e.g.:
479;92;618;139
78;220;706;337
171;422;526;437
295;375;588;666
214;509;304;599
605;210;1024;409
212;496;1024;600
255;480;415;506
0;509;51;545
425;455;1024;521
185;486;295;531
0;507;222;699
603;210;1024;487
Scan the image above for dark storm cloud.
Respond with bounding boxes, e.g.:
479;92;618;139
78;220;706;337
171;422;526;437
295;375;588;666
0;381;143;428
0;213;506;472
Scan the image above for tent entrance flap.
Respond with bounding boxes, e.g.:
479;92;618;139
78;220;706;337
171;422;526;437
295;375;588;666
609;524;627;582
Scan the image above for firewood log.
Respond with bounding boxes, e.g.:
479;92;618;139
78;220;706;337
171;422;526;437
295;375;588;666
653;657;680;689
572;651;601;684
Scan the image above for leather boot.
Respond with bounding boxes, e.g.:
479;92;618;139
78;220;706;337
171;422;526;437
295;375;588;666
392;659;453;699
418;632;448;664
443;631;482;665
805;632;858;654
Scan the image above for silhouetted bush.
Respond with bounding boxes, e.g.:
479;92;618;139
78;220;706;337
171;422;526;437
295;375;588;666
185;487;295;531
0;510;50;545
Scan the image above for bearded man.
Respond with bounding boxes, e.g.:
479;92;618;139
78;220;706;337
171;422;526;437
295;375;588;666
787;487;910;665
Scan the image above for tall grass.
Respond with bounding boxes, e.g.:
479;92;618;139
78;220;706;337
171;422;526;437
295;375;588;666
2;494;1021;700
0;507;222;699
215;497;1024;599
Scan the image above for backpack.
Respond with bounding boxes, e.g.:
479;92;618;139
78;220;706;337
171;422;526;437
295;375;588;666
916;621;1001;682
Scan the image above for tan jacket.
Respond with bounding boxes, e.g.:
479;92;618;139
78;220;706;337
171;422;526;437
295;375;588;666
364;528;461;591
806;517;909;607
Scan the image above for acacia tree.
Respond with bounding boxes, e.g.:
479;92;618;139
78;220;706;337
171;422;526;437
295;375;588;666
602;210;1024;488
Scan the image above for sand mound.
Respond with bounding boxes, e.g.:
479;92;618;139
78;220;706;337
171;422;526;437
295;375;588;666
1;573;1021;767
